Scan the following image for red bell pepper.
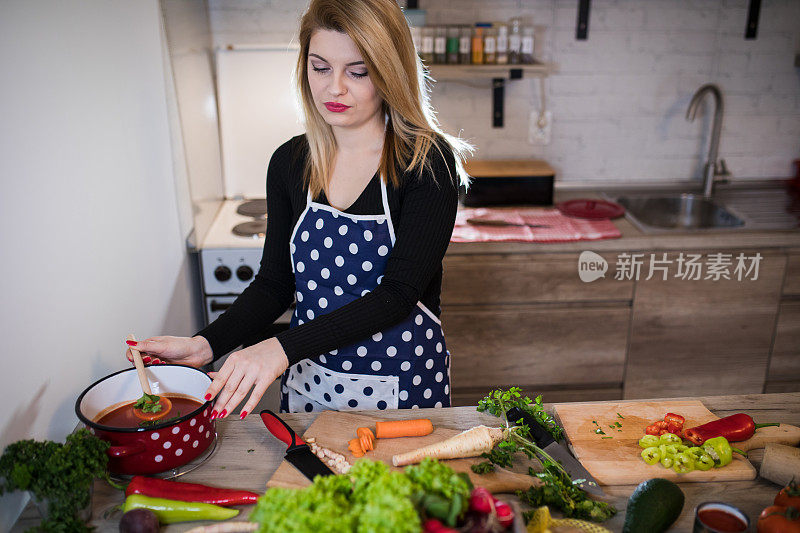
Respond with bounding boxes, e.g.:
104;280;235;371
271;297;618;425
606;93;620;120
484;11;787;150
125;476;260;506
683;413;780;445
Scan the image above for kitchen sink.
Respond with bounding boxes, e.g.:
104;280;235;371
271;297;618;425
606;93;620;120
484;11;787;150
614;194;745;231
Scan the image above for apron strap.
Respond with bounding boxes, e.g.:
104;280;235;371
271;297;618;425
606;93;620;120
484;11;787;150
379;179;396;245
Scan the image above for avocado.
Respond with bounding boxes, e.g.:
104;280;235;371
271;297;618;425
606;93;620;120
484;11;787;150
622;478;685;533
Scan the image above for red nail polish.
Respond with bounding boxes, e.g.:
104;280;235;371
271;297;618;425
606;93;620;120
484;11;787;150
204;393;212;401
220;409;227;418
142;356;151;363
210;410;218;420
126;340;137;346
239;411;248;420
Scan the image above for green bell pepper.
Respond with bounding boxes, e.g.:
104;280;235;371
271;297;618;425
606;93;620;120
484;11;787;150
686;446;705;458
659;443;679;458
122;494;239;524
659;453;675;469
694;452;715;471
638;435;659;448
672;452;695;474
701;436;747;468
641;446;661;465
658;433;682;445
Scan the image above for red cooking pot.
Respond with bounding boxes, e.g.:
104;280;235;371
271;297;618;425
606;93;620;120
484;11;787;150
75;365;214;475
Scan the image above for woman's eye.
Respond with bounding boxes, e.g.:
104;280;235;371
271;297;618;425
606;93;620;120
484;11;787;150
350;71;368;79
311;65;329;74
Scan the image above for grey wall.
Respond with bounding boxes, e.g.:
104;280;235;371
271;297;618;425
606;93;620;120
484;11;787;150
0;0;198;527
208;0;800;184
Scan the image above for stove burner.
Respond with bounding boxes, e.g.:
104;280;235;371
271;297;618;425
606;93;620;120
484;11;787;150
237;199;267;218
232;220;267;238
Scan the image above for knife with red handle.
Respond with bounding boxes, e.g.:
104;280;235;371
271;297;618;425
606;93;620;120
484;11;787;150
260;409;334;481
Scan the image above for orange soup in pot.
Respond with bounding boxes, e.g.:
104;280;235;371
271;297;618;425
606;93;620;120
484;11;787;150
94;394;203;428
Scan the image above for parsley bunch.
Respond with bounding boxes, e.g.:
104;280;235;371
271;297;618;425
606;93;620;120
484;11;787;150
0;429;112;532
472;388;616;523
477;387;562;441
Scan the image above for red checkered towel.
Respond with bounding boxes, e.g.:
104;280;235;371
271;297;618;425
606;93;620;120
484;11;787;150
451;207;622;243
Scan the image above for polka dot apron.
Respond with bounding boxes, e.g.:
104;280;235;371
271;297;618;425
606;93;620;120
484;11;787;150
278;179;451;413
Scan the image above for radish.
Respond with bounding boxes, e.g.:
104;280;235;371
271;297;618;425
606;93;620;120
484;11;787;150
493;500;514;529
469;487;494;515
392;426;505;466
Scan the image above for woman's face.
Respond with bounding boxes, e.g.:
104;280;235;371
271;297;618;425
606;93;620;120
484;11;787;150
307;29;383;131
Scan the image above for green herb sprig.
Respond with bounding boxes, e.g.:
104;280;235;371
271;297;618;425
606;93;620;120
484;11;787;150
133;393;163;414
472;388;617;523
0;429;118;531
477;387;563;441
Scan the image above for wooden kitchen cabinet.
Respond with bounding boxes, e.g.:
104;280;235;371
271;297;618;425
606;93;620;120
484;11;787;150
623;251;786;399
441;253;633;405
765;301;800;393
765;250;800;393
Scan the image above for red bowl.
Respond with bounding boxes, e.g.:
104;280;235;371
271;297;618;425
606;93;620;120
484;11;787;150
75;365;214;475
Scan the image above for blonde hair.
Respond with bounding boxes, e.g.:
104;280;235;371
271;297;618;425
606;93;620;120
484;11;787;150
296;0;472;198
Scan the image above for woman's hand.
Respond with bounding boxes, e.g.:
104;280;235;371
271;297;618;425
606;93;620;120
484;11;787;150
203;337;289;420
125;336;213;368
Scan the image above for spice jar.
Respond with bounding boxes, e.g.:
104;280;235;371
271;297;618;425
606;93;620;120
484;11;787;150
420;26;434;64
471;25;484;64
508;18;521;64
483;25;497;64
434;26;447;64
521;26;535;64
459;26;471;64
496;23;508;64
446;26;460;64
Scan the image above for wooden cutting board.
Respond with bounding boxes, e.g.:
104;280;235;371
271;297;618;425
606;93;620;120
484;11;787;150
553;400;757;486
266;411;540;494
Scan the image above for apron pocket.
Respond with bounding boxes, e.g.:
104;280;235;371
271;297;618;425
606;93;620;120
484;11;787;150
285;359;400;411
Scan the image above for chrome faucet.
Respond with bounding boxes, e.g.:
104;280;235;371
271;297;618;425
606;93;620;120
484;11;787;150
686;84;731;199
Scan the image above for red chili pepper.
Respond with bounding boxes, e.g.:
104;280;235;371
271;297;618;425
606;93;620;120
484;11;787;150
667;422;683;435
655;420;669;430
664;413;685;427
645;424;660;435
683;413;780;445
125;476;259;506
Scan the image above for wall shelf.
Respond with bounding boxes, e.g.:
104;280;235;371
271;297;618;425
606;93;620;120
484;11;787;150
426;62;557;128
426;61;555;81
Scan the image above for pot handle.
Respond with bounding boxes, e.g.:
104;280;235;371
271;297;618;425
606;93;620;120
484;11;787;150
107;443;145;457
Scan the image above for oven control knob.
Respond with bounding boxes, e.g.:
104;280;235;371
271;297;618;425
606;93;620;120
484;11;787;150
236;265;254;281
214;266;232;282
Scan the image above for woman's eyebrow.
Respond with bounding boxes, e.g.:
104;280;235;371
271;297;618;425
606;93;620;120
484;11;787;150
309;53;364;66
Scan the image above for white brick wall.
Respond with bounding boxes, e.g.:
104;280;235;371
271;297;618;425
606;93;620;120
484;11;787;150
208;0;800;183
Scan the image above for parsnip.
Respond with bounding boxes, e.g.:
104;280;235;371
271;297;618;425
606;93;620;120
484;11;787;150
392;425;505;466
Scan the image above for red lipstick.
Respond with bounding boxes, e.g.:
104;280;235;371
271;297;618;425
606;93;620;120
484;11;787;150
324;102;351;113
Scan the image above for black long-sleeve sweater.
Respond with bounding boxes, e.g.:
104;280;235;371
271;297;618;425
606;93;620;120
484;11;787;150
197;134;459;366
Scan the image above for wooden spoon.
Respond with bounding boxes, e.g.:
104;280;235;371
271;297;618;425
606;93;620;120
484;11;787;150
128;333;172;421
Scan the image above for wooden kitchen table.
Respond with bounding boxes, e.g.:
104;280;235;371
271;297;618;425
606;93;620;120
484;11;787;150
13;392;800;532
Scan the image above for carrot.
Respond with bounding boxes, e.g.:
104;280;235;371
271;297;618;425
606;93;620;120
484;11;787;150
348;437;364;457
391;425;505;466
375;419;433;439
357;428;375;451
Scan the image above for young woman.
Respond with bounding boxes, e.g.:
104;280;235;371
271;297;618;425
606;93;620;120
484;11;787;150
126;0;471;416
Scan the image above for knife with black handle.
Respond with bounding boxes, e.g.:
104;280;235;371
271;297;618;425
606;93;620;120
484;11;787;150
260;409;335;481
506;406;604;496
